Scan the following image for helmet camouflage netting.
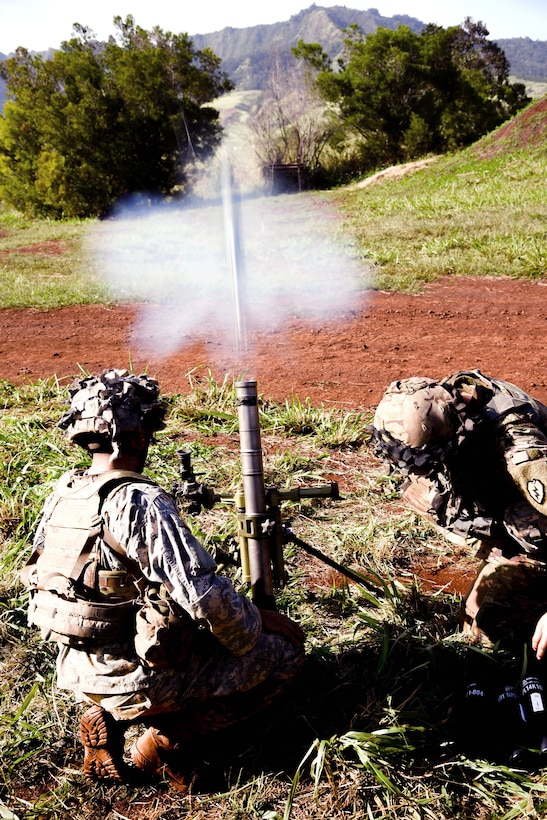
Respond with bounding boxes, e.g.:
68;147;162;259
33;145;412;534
58;368;166;459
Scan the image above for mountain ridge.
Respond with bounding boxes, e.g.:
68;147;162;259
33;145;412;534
191;4;547;88
192;4;426;89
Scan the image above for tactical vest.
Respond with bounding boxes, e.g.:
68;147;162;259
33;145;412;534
22;470;156;646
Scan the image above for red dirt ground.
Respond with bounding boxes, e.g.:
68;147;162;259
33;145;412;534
1;275;546;408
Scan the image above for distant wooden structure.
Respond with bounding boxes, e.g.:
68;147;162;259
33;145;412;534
267;162;305;194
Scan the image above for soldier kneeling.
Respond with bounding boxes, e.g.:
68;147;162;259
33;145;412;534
22;369;304;791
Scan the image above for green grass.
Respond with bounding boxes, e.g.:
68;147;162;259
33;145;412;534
1;375;547;819
0;205;109;309
333;138;547;293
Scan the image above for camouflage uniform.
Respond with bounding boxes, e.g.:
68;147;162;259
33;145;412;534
31;475;303;723
371;370;547;649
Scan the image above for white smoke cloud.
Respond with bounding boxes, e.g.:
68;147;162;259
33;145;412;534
86;180;364;358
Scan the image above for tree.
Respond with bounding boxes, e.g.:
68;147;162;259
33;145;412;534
0;16;233;217
249;51;340;187
295;20;530;174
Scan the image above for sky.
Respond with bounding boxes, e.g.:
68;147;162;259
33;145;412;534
2;0;546;55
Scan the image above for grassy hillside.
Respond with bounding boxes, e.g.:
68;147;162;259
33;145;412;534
333;95;547;293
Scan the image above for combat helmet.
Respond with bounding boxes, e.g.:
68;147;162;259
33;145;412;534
58;368;166;460
371;377;456;472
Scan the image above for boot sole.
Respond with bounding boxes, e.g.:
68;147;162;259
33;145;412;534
80;706;124;782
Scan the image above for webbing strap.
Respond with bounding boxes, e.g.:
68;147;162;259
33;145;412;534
22;470;155;591
64;514;102;586
100;524;148;593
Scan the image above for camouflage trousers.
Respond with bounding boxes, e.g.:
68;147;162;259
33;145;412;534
79;628;304;731
461;549;547;649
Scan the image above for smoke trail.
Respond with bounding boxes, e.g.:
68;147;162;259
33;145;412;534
86;182;364;359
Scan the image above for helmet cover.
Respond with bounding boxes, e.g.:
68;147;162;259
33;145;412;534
58;368;166;459
373;377;455;449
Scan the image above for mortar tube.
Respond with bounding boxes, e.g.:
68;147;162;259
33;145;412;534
236;379;275;610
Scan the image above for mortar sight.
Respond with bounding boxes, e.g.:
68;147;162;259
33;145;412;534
172;448;219;515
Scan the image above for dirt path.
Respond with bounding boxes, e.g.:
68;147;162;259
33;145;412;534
1;275;546;408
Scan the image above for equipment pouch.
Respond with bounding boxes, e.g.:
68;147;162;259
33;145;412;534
134;587;196;669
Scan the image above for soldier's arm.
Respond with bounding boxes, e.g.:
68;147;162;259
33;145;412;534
104;484;263;655
499;412;547;516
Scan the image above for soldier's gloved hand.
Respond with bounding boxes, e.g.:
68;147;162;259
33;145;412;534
401;474;438;514
532;612;547;660
259;608;305;647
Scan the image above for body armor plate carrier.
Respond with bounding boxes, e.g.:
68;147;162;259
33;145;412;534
22;470;155;646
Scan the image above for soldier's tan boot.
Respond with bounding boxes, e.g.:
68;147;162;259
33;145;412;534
130;726;190;792
80;705;126;782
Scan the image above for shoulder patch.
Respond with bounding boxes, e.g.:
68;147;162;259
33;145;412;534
527;478;546;506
